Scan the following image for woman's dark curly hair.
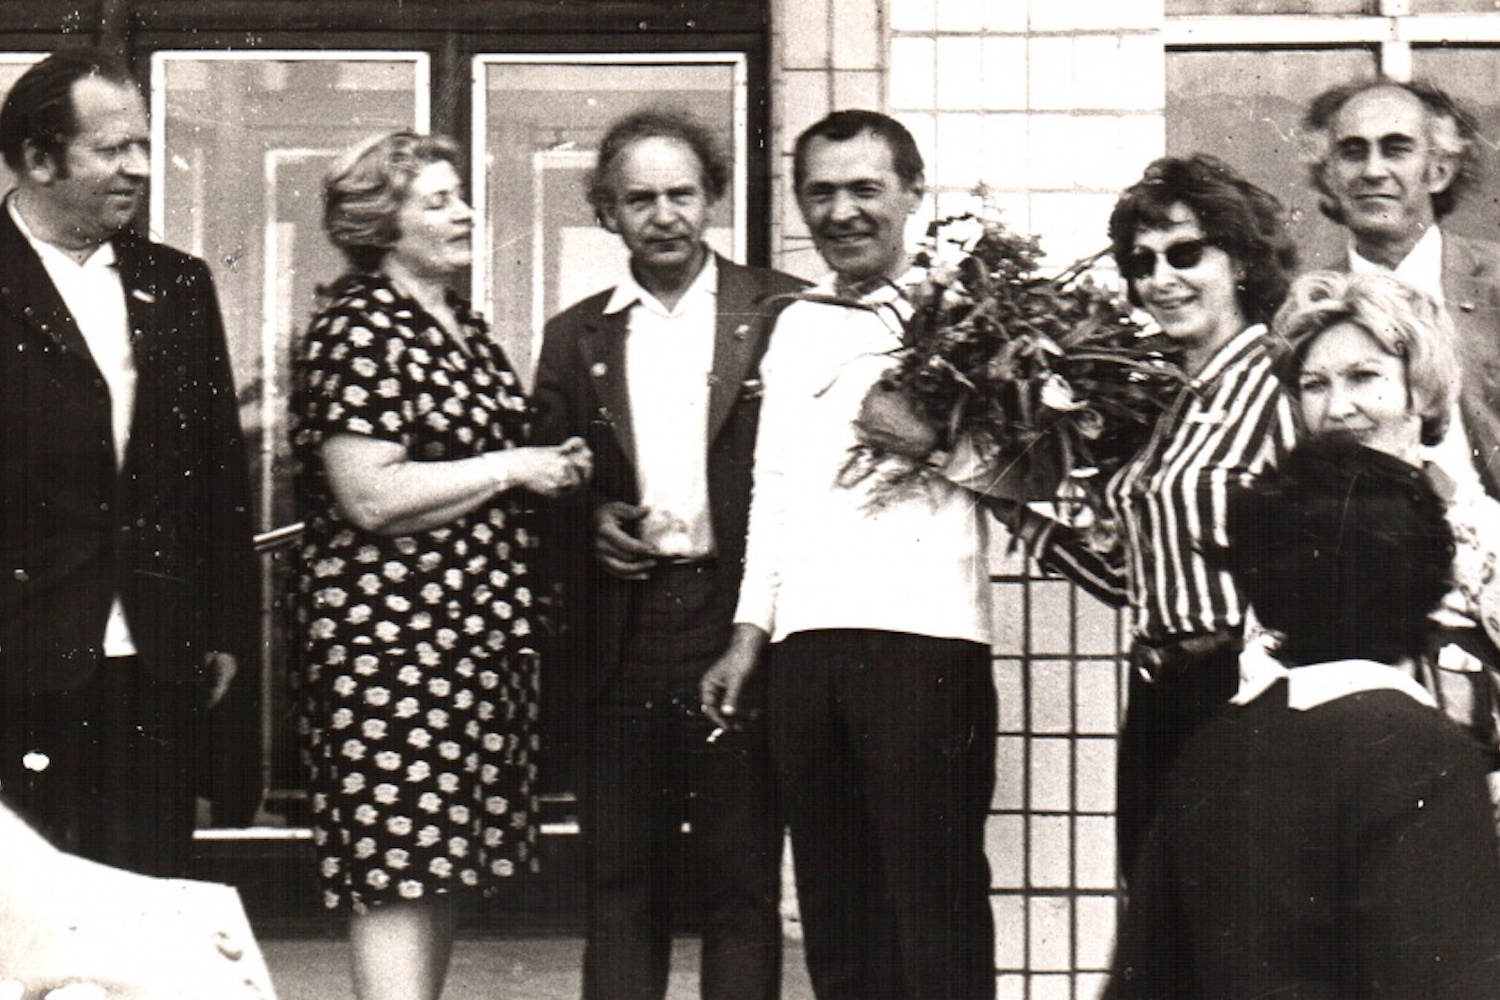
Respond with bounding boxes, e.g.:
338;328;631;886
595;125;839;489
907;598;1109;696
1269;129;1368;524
1220;439;1452;668
1108;153;1298;327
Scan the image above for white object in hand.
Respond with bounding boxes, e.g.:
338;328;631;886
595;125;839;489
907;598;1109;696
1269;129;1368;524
638;510;694;558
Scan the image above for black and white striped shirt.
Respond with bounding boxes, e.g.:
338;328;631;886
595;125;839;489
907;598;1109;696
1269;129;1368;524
1037;324;1296;641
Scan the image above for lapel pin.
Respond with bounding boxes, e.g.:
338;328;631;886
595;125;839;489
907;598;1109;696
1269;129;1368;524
590;361;608;378
733;323;750;340
131;288;156;304
1459;300;1477;313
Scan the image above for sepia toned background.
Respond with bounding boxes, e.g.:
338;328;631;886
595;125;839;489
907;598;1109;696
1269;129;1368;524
5;1;1500;996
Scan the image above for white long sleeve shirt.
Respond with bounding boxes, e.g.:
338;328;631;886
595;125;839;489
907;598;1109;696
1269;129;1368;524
733;277;993;645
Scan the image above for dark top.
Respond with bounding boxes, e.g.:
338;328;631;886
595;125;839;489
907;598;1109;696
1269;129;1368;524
290;272;541;909
1107;669;1500;1000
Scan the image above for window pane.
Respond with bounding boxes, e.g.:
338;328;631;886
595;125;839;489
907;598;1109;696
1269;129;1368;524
476;56;744;383
154;54;425;527
1166;48;1376;270
153;52;425;796
1411;47;1500;243
1167;0;1369;13
0;55;44;194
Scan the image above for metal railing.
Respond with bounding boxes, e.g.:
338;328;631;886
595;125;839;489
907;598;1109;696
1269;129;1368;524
253;521;304;554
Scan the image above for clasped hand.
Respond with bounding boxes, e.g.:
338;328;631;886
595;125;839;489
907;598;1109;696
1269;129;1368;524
514;436;593;497
855;379;1034;504
592;501;656;579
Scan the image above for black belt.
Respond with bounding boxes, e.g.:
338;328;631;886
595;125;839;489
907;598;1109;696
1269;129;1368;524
1130;631;1238;684
653;556;716;571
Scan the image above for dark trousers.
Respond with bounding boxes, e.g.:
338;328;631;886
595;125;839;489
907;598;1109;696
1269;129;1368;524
0;656;198;878
769;630;998;1000
1115;641;1239;882
581;563;783;1000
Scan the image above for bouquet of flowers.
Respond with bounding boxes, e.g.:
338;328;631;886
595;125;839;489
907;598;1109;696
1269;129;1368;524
841;208;1187;515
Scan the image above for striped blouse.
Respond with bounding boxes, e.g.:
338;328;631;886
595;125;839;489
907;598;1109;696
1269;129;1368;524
1034;324;1297;641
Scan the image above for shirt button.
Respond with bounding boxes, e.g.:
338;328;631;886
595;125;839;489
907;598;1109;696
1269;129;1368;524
13;569;28;583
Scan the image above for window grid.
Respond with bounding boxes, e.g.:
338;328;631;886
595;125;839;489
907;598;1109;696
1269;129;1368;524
990;564;1127;1000
884;0;1500;992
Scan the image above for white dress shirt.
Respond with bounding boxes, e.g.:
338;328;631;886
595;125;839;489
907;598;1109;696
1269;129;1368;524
10;197;137;656
607;255;718;559
734;274;993;644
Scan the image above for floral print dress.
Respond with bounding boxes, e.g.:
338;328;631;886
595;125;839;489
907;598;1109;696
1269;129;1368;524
290;273;540;911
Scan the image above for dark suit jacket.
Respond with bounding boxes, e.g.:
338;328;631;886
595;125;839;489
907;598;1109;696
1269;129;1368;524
1440;233;1500;499
531;255;805;721
0;206;258;812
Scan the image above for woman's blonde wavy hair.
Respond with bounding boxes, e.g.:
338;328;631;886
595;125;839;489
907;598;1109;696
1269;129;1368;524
1269;269;1458;447
322;130;461;273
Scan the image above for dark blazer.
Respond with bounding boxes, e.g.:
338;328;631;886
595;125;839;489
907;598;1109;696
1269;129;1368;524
531;255;805;710
1440;233;1500;499
0;205;257;699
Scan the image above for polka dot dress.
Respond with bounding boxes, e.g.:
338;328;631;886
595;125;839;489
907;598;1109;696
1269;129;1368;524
290;273;540;911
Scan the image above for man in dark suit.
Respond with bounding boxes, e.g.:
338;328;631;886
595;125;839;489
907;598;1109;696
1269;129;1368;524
532;108;804;1000
0;49;257;878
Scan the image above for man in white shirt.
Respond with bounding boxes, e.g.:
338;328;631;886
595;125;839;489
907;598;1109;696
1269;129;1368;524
701;110;998;1000
0;49;257;878
532;108;805;1000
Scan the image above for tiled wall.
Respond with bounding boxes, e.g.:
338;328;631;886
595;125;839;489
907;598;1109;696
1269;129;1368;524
768;2;1169;996
771;0;1167;277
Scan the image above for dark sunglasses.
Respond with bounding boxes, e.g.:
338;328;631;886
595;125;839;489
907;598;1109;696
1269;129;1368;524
1119;239;1218;282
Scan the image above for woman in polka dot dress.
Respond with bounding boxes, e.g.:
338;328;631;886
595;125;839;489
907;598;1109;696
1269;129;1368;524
290;130;591;1000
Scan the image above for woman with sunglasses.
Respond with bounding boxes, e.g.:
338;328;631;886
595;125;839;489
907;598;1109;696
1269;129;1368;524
1009;154;1299;878
855;153;1297;878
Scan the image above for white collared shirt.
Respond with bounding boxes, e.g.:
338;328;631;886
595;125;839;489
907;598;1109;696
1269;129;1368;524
9;196;137;657
1349;224;1445;303
607;254;718;558
734;271;993;644
1234;634;1437;711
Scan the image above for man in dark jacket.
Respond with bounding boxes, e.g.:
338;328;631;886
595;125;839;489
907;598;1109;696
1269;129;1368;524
0;49;257;877
532;108;804;1000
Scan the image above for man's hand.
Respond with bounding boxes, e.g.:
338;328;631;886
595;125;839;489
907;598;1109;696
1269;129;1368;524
853;380;940;460
593;501;657;580
700;625;769;731
204;652;237;709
